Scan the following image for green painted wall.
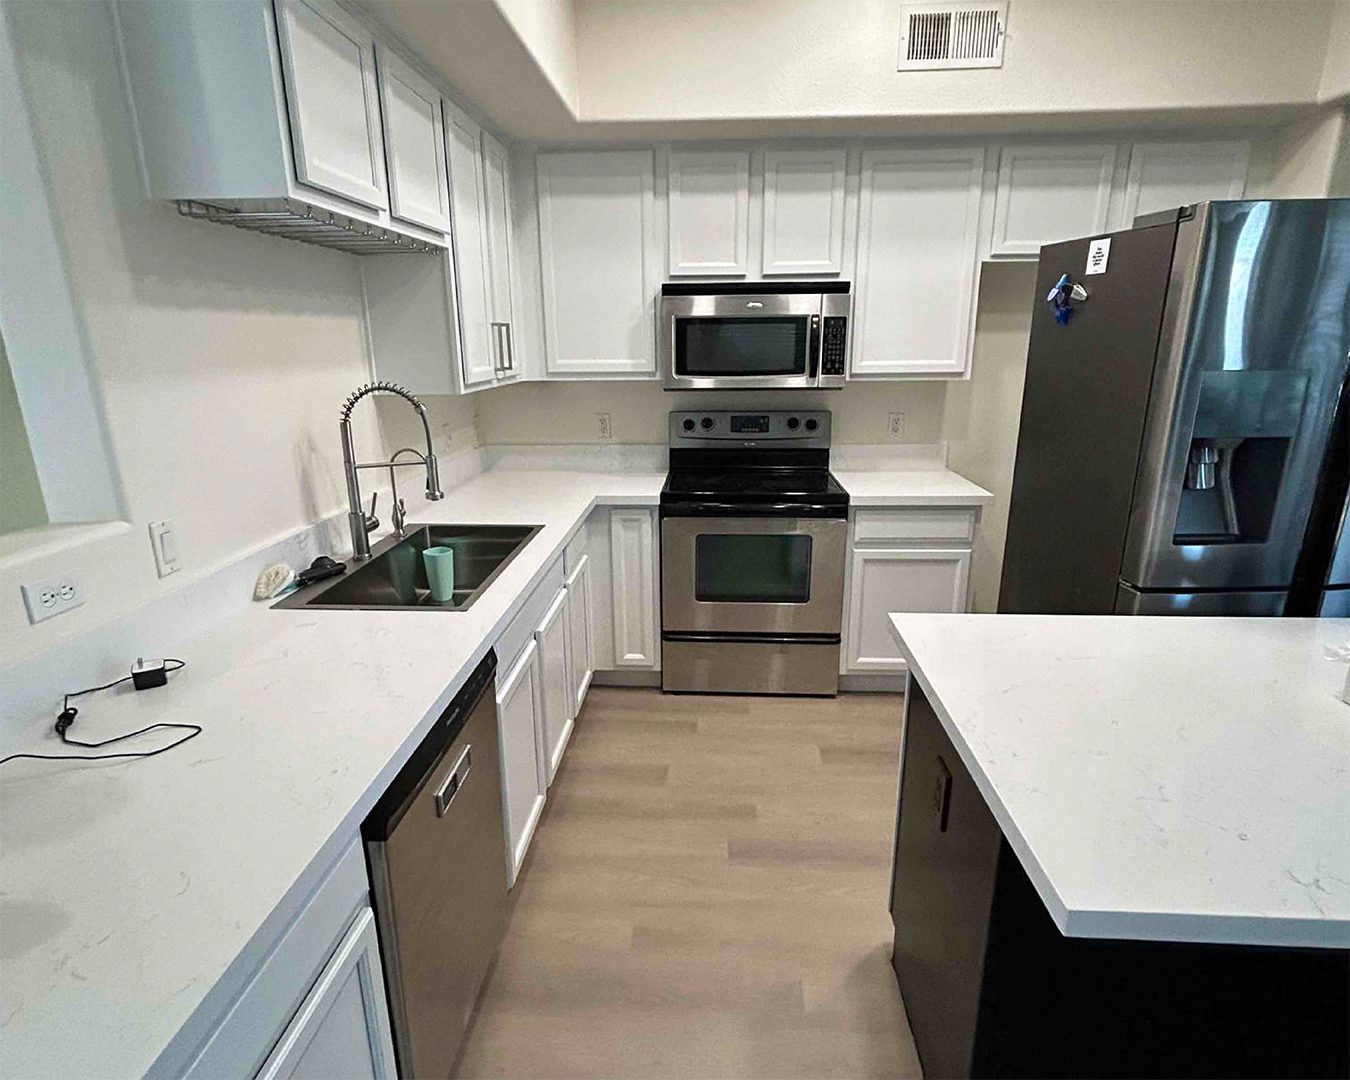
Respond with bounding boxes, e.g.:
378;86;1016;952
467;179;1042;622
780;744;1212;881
0;332;48;533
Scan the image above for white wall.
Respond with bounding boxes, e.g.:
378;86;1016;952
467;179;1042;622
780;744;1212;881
942;262;1038;613
574;0;1338;127
494;0;579;113
477;380;949;447
0;1;478;662
1266;106;1350;196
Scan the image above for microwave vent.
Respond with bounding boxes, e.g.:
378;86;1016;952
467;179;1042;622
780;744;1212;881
898;2;1006;70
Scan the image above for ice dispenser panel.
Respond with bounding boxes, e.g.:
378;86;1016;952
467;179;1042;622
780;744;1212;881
1173;370;1307;546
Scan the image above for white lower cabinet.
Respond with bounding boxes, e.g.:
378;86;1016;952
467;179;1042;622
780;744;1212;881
844;508;977;675
257;907;397;1080
608;508;660;668
496;638;547;887
534;588;575;786
565;554;595;712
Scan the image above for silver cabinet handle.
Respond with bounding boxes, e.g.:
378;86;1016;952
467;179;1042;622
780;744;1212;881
434;744;472;817
503;323;514;372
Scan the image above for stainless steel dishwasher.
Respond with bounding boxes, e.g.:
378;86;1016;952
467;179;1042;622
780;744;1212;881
364;649;508;1078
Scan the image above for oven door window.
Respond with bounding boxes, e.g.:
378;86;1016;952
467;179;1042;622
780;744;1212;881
695;534;812;604
674;317;809;378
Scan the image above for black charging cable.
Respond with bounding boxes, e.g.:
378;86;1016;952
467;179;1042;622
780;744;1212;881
0;659;201;766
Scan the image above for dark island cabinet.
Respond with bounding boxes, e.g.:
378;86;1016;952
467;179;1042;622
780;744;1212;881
889;683;1349;1079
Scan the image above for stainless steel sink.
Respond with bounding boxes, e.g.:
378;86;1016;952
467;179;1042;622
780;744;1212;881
274;524;542;612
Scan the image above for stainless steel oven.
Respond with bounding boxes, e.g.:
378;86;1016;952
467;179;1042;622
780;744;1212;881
660;282;850;390
660;411;849;696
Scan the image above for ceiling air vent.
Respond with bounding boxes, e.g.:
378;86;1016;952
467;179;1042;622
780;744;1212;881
898;2;1007;70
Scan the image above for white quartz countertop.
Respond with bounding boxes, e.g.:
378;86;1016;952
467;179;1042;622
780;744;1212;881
888;613;1350;949
835;469;993;506
0;463;988;1078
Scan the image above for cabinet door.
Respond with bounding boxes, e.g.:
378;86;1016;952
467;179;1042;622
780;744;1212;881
537;151;659;375
667;149;750;276
991;144;1116;258
852;147;985;377
762;147;847;275
481;129;518;379
845;548;971;672
608;509;658;668
256;907;397;1080
1120;141;1249;225
496;640;546;886
443;99;497;388
275;0;388;211
374;45;450;232
565;554;595;714
535;589;574;786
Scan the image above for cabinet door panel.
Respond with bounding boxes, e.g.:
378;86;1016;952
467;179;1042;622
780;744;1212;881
1121;141;1249;225
535;589;574;786
762;147;847;275
496;641;546;886
992;144;1116;258
275;0;387;210
481;130;517;379
667;149;750;276
853;148;985;377
375;46;450;232
257;908;396;1080
845;548;971;672
609;509;658;668
565;555;595;713
444;100;497;388
537;152;659;375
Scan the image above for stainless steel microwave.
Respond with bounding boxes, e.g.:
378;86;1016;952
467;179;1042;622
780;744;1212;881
660;282;850;390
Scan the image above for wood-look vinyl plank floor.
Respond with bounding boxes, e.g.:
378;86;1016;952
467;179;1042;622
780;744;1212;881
453;687;921;1080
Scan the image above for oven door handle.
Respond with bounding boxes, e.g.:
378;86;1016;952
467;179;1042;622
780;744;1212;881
809;313;821;379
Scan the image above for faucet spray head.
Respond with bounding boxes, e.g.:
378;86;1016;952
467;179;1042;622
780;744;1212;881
426;453;444;500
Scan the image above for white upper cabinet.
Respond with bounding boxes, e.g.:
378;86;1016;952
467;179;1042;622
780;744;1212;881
761;147;847;275
274;0;388;211
537;151;660;376
666;150;751;276
852;146;986;378
1120;140;1250;225
443;99;497;388
481;129;519;380
991;143;1117;258
374;45;450;232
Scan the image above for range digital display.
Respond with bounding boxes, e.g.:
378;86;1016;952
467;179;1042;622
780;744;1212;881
730;415;771;434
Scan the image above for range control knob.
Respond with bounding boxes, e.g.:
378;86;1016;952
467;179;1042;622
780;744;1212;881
805;418;819;432
700;416;714;430
786;416;800;430
682;417;696;432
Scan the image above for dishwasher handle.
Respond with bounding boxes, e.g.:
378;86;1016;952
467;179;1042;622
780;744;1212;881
433;744;472;817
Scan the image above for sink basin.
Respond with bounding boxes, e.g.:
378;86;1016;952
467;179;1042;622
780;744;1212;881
274;524;542;612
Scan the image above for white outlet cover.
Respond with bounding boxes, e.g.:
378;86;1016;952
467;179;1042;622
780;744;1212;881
888;412;906;440
149;520;180;577
21;574;85;624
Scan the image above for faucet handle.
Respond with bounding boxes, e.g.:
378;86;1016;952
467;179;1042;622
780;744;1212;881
364;491;380;533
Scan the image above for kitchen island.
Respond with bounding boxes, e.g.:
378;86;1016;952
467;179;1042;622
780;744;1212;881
887;614;1350;1078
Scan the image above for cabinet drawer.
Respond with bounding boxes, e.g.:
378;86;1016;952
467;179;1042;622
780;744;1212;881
853;508;976;545
494;555;565;674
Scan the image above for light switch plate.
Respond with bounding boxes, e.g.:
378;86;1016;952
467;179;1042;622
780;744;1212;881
21;574;85;624
149;520;180;577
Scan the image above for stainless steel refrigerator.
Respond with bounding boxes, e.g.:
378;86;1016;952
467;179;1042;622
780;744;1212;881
1000;199;1350;616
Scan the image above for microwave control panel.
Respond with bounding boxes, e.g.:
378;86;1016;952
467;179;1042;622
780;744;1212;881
821;317;848;376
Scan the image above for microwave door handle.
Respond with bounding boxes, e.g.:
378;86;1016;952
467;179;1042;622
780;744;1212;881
809;314;821;379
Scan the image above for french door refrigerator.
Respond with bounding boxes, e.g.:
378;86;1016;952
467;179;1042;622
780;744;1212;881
1000;199;1350;616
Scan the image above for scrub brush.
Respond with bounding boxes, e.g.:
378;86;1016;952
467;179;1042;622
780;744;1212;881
254;563;296;601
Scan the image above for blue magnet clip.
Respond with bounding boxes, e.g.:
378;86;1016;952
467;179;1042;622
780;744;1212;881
1046;273;1087;325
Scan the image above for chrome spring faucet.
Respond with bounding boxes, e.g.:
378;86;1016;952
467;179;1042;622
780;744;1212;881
339;382;444;560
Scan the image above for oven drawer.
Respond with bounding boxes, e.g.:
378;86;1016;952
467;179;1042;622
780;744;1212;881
663;636;839;696
661;516;847;635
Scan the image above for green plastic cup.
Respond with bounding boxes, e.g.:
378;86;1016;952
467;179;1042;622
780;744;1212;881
422;545;456;603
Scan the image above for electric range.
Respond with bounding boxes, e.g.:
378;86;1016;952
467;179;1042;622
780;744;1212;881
659;410;848;696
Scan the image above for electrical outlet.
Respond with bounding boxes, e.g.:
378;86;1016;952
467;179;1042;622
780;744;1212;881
21;574;85;624
888;412;906;440
596;412;613;441
149;520;180;577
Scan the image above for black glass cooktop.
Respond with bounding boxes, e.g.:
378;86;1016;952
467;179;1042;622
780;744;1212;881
664;468;846;500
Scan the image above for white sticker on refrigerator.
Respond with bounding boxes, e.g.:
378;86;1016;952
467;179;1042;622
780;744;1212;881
1085;237;1111;275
